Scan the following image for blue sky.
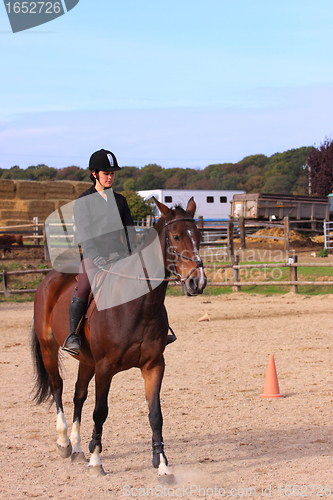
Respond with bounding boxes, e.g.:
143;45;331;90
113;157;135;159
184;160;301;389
1;0;333;170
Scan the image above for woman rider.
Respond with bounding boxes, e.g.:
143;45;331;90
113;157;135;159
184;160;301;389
62;149;136;355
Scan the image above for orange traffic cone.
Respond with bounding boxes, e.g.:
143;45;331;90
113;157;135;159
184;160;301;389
260;355;284;398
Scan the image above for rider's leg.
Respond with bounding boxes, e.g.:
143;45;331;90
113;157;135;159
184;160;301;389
62;259;94;355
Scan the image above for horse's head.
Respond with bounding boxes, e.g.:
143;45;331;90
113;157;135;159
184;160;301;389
153;197;207;296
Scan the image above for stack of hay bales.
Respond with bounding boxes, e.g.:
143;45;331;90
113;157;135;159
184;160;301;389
0;180;15;199
0;180;29;225
0;179;91;227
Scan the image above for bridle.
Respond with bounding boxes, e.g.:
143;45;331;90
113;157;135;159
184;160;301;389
96;216;203;285
164;217;203;284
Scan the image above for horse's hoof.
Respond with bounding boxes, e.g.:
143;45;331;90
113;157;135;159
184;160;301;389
88;465;106;477
158;474;176;485
57;442;72;459
71;452;88;463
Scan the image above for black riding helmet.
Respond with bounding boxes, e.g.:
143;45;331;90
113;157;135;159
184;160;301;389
88;149;121;183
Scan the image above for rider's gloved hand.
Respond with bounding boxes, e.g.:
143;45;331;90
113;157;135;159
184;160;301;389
93;255;108;268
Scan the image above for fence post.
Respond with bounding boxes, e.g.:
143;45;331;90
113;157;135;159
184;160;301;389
198;216;203;229
228;220;234;260
1;269;10;297
146;215;153;227
284;216;290;253
239;216;246;249
289;255;298;293
33;217;39;246
232;254;241;292
43;224;51;263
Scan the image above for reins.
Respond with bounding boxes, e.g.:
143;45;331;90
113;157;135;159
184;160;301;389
95;216;203;284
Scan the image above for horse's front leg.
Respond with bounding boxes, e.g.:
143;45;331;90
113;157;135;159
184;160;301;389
141;356;175;483
88;361;112;476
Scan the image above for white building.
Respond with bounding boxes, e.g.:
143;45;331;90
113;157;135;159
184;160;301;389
137;189;245;221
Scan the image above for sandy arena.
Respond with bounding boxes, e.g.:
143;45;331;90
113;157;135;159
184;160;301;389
1;293;333;499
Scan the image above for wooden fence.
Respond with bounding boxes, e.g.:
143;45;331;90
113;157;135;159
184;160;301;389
200;216;326;258
0;268;52;296
0;219;45;254
199;217;291;257
1;259;333;296
203;256;333;293
0;215;330;296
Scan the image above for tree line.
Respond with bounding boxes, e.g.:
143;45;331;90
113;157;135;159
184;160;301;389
1;141;332;197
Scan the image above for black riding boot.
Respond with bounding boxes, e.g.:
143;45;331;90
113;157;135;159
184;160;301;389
62;296;86;355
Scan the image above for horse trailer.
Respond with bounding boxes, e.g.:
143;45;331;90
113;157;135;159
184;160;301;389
137;189;245;221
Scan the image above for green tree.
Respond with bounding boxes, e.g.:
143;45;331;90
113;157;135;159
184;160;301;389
1;165;28;179
136;172;166;190
238;154;268;170
25;164;57;181
294;174;309;196
122;191;154;220
244;174;264;192
112;167;140;192
262;174;293;194
264;147;311;193
123;178;136;191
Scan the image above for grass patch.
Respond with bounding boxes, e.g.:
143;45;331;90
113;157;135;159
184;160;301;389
0;261;48;302
0;293;36;303
298;266;333;277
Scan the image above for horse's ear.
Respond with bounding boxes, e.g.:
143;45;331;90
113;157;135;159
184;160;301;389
152;196;172;219
186;197;196;218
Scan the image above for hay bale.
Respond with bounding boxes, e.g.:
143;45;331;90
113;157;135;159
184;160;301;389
54;199;75;210
20;200;56;221
15;180;45;200
73;182;91;195
0;180;15;199
0;200;16;209
14;200;56;222
0;219;30;227
42;181;75;200
0;210;29;220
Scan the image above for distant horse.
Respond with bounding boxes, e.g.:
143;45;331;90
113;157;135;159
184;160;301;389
0;234;23;258
31;197;207;478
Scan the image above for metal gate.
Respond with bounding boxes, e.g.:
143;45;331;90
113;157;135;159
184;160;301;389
324;221;333;250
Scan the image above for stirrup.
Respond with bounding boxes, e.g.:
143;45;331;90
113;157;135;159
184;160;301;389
62;333;81;356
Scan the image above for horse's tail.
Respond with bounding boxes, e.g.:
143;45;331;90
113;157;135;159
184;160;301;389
31;321;53;404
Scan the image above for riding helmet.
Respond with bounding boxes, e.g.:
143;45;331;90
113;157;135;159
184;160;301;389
88;149;121;172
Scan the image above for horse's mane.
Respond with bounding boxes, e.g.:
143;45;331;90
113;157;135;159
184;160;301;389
172;204;187;216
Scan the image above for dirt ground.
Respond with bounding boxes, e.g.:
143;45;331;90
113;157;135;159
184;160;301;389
1;292;333;500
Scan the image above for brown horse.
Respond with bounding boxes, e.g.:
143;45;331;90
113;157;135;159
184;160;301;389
0;234;23;258
31;197;207;478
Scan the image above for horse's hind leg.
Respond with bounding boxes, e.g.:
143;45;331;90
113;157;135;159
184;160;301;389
32;321;72;458
70;361;95;463
87;361;113;476
141;357;174;483
46;346;73;458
